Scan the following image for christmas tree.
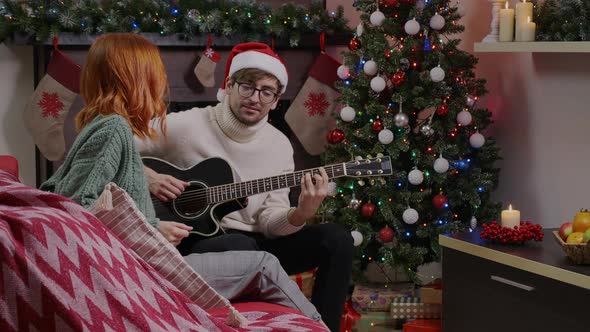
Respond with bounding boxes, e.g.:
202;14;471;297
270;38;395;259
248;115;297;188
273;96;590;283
320;0;501;282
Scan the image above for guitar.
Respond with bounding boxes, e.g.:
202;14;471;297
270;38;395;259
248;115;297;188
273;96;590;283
143;156;393;237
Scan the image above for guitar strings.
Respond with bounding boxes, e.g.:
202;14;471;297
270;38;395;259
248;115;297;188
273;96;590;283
150;164;346;206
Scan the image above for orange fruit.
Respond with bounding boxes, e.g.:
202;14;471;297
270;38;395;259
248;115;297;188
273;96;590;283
573;209;590;232
566;232;585;244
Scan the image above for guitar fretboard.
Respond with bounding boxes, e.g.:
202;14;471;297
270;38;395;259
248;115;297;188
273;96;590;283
206;163;346;204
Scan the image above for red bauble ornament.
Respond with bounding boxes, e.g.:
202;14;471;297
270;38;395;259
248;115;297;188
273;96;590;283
378;226;395;243
390;71;406;88
371;119;384;132
327;129;345;144
361;202;376;218
379;0;399;8
348;37;361;51
432;194;448;210
436;103;449;116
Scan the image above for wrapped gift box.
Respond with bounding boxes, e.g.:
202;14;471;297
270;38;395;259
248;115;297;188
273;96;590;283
419;281;442;304
288;269;316;299
352;283;415;312
390;297;441;319
403;319;441;332
352;311;400;332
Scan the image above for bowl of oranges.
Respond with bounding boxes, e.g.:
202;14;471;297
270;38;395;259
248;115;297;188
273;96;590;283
554;209;590;264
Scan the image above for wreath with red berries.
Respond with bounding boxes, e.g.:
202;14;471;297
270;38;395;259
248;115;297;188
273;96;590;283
480;221;544;244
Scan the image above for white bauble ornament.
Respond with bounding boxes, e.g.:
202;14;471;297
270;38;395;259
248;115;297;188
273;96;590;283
370;76;386;93
370;10;386;26
408;169;424;185
420;124;434;136
403;207;419;224
404;18;421;35
340;106;356;122
327;181;337;196
429;12;446;30
356;22;364;37
416;0;426;11
469;132;485;148
456;1;467;17
430;65;445;82
457;110;473;126
434;156;450;173
337;65;350;80
466;95;476;107
470;216;478;230
351;231;364;247
394;112;409;127
378;129;394;144
349;196;360;209
363;60;378;76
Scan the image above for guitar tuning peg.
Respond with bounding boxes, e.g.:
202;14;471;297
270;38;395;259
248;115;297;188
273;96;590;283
379;178;386;185
376;153;384;158
366;154;373;159
370;179;376;186
358;179;365;186
355;156;363;161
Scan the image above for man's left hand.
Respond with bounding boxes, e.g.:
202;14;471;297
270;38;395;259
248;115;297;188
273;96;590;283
290;167;329;226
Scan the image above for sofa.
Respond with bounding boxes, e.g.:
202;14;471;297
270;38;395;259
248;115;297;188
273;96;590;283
0;155;327;332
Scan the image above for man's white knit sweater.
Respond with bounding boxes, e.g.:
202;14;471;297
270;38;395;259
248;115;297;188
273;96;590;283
135;97;303;238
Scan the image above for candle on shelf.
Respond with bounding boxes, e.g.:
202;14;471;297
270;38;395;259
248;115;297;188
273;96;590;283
518;16;536;41
501;204;521;229
499;2;515;42
515;0;533;27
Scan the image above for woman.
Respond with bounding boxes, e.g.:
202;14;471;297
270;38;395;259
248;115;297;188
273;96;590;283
40;33;323;324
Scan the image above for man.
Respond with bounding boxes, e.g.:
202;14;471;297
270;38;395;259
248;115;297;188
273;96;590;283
136;42;353;332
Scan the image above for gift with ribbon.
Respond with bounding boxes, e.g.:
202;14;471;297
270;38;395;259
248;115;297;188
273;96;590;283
288;269;317;299
340;299;361;332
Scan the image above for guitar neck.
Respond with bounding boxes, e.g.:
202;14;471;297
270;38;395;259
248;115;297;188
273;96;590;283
206;163;346;204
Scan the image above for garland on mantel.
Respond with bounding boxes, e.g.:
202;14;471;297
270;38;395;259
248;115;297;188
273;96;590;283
0;0;350;46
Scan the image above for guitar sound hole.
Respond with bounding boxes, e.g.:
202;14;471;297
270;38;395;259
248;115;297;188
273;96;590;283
173;182;208;218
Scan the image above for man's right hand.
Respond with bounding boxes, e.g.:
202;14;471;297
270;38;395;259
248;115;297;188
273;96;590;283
157;221;192;246
144;166;189;202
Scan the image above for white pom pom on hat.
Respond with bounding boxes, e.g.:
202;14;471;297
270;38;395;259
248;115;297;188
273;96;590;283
217;42;289;102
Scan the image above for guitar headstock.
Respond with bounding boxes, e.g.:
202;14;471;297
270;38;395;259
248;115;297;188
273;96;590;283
344;156;393;177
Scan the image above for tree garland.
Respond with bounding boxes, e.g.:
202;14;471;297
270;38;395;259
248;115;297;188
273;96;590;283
0;0;350;45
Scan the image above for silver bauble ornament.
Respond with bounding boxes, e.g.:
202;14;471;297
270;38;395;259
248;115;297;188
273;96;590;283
466;95;476;107
370;10;386;26
408;169;424;185
394;112;409;127
340;106;356;122
434;156;450;173
349;196;360;209
420;124;434;136
370;76;386;93
429;12;446;30
378;129;394;144
404;18;421;35
363;60;378;76
337;65;350;80
457;110;473;126
470;216;478;230
356;22;364;37
403;207;419;224
400;58;410;71
351;230;364;246
430;65;445;82
469;132;485;148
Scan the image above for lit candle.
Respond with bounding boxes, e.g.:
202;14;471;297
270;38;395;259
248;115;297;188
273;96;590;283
499;2;515;42
518;16;536;42
501;204;521;229
515;0;533;27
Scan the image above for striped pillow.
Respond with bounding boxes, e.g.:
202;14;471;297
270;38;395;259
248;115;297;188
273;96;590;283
88;183;231;311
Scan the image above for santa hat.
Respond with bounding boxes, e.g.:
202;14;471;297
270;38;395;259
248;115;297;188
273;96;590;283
217;42;288;102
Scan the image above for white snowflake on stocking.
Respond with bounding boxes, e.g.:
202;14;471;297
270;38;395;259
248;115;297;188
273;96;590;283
304;92;330;117
204;47;215;58
38;92;64;119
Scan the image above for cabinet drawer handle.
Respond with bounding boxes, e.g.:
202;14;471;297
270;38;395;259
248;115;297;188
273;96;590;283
490;275;535;291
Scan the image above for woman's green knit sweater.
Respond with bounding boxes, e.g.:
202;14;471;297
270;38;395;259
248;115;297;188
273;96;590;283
41;114;158;227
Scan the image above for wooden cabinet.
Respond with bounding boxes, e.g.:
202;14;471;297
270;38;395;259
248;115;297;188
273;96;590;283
440;230;590;332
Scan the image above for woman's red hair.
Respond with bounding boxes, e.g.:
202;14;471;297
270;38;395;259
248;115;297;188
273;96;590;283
76;33;167;139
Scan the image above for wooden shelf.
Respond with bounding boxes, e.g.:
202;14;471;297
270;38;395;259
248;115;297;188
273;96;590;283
474;41;590;53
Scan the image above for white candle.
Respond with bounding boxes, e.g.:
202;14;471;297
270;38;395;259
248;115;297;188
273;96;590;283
518;16;536;41
515;0;533;27
501;204;521;229
499;2;515;42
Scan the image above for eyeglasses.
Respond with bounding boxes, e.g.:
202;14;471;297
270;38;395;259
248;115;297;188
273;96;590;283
235;82;279;105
